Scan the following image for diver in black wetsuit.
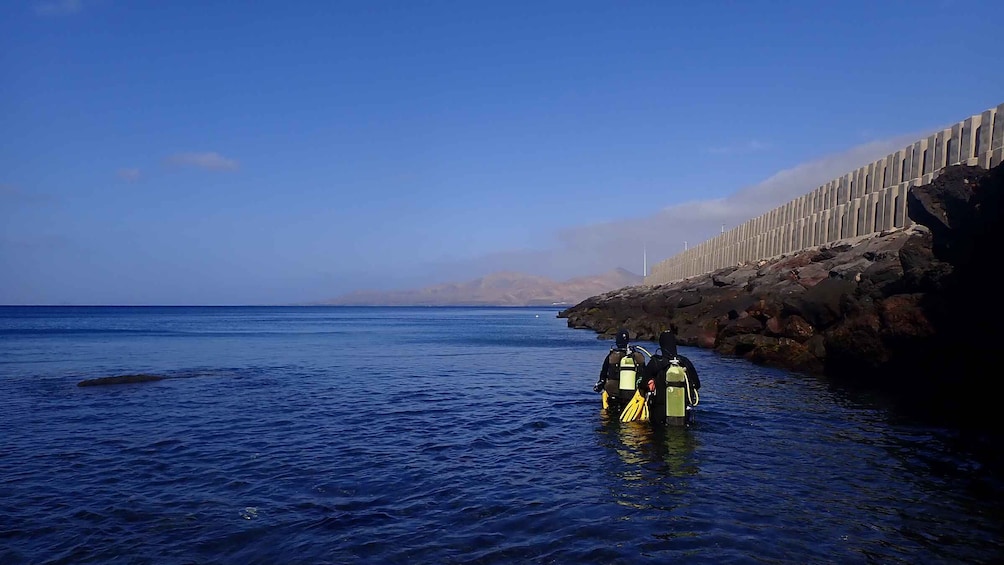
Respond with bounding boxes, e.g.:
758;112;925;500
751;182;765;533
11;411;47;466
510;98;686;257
593;328;646;411
643;330;700;425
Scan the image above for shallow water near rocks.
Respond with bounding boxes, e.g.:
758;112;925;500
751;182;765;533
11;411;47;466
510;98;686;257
1;306;1001;564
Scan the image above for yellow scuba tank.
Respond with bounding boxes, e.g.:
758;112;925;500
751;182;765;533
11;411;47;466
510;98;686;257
617;349;638;402
664;358;688;425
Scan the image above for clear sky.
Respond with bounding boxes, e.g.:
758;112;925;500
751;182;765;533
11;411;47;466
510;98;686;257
2;0;1001;305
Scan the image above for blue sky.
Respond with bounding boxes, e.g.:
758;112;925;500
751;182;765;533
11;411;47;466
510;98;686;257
2;0;1001;305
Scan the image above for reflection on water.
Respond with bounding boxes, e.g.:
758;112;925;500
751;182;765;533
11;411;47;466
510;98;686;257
604;419;699;475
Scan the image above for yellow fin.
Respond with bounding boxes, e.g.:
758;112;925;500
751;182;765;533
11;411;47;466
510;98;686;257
619;390;646;422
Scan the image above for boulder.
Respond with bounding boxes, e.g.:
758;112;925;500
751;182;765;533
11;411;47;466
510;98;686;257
78;374;166;387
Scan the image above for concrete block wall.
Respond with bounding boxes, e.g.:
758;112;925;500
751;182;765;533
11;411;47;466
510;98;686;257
645;102;1003;285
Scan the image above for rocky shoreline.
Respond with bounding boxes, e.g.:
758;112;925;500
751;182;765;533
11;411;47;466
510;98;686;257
559;163;1003;429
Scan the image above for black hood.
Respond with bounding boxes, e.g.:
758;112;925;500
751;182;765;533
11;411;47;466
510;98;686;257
615;329;630;349
659;331;678;356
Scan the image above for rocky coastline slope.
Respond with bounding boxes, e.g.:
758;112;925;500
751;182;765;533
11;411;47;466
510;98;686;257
559;163;1003;429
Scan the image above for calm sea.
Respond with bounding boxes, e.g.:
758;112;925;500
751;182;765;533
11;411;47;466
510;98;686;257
1;306;1001;564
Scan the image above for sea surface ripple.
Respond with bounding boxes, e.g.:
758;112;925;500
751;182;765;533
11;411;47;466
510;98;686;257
1;306;1001;564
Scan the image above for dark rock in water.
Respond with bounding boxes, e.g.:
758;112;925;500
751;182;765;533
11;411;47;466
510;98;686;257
559;163;1004;430
77;374;166;387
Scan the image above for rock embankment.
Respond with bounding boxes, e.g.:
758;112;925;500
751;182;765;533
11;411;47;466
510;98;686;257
559;163;1003;427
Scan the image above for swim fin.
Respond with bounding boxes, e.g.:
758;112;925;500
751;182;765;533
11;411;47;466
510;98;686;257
619;390;647;422
602;390;610;410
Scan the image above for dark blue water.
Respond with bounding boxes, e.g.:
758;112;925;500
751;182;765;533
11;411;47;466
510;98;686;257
1;306;1001;564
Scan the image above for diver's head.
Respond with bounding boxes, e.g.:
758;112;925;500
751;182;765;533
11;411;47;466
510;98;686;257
659;330;678;356
615;328;630;349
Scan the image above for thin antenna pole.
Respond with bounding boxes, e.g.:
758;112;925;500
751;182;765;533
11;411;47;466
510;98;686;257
643;243;647;277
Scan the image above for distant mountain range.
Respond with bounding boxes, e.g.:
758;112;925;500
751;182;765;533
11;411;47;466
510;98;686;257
316;268;643;306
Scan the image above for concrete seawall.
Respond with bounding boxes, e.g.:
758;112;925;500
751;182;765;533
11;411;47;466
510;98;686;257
645;102;1004;285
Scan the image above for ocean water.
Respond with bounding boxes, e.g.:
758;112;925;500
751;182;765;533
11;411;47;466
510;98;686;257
1;306;1001;564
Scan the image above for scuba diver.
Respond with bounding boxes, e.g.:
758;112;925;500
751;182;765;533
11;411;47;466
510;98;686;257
643;330;701;426
593;328;647;415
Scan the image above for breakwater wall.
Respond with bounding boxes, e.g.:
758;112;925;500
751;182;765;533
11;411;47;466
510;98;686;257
645;102;1003;285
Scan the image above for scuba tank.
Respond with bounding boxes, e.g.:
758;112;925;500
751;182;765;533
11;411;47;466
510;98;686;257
664;358;689;425
617;348;639;403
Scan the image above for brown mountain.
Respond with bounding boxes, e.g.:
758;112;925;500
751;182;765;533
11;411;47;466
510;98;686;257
318;268;643;306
